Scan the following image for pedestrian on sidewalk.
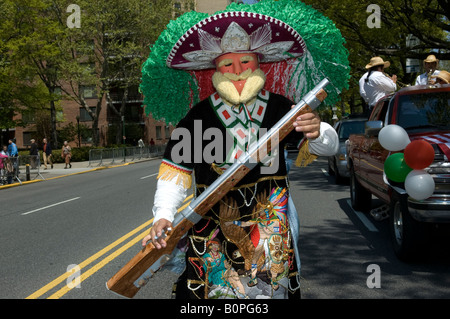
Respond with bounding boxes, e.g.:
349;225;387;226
42;138;53;169
61;141;72;169
7;139;18;157
7;139;19;177
0;145;8;185
29;139;39;169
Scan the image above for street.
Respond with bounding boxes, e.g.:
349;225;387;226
1;155;449;300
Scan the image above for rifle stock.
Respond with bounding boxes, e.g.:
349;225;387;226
106;78;329;298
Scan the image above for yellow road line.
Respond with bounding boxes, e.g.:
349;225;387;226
25;218;154;299
47;227;151;299
26;194;193;299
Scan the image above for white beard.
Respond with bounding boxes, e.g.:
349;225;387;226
212;68;266;105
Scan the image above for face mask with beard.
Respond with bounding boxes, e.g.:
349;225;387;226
212;68;266;106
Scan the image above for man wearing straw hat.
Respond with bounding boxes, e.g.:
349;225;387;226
140;0;349;299
415;54;441;85
363;56;397;110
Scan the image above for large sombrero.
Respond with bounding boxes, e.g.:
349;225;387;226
166;12;307;70
141;0;350;125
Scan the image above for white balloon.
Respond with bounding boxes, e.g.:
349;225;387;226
405;170;435;200
379;124;411;151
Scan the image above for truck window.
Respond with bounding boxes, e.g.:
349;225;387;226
370;98;390;121
339;121;366;140
397;91;450;130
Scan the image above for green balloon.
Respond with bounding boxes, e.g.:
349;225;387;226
384;153;412;182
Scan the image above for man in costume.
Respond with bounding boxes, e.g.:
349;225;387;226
140;0;349;299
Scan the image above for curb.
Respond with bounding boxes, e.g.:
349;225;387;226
0;161;138;190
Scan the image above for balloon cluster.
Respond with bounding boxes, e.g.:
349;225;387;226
379;125;435;200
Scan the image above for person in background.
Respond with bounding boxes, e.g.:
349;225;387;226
7;139;18;157
415;55;440;85
61;141;72;169
6;140;18;182
42;138;53;169
359;70;369;113
0;145;8;185
363;56;397;110
29;139;39;169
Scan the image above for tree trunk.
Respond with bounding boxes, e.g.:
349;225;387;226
50;95;58;149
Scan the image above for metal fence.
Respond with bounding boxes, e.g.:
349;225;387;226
1;154;44;186
88;144;166;167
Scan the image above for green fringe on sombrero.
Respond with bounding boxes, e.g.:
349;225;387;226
140;10;208;125
140;0;350;125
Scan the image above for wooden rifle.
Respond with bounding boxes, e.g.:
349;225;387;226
106;78;330;298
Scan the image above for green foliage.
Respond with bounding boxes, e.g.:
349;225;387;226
1;0;178;145
303;0;449;118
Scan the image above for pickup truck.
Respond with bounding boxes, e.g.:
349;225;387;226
346;84;450;261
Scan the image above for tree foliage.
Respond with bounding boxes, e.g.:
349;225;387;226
303;0;449;115
1;0;178;146
0;0;54;136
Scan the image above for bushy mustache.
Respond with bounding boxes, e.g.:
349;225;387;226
222;68;253;81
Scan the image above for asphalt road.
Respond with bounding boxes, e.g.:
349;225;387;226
1;156;449;300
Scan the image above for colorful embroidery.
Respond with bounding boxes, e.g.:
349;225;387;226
209;90;269;169
157;159;193;188
185;186;299;299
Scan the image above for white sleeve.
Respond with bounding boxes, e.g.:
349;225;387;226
359;74;368;102
373;73;397;92
414;75;421;86
307;121;339;156
152;178;188;224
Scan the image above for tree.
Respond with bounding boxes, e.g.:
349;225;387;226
0;0;55;145
1;0;183;147
303;0;449;115
51;0;176;146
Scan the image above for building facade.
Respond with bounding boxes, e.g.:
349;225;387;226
10;0;240;150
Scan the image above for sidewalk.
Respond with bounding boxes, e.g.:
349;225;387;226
0;157;159;189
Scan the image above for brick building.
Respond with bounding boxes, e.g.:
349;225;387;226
8;0;241;150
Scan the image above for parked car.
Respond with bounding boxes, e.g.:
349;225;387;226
328;118;367;184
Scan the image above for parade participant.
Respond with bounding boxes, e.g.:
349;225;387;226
415;54;440;85
140;0;349;299
363;56;397;109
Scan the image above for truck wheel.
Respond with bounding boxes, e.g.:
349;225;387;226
389;192;430;262
349;166;371;212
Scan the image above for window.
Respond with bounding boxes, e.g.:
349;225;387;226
397;91;450;130
156;126;162;139
80;107;96;121
81;85;97;99
23;132;36;146
165;126;170;139
22;112;35;124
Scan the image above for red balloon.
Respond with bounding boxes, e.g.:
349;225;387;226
404;140;435;169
